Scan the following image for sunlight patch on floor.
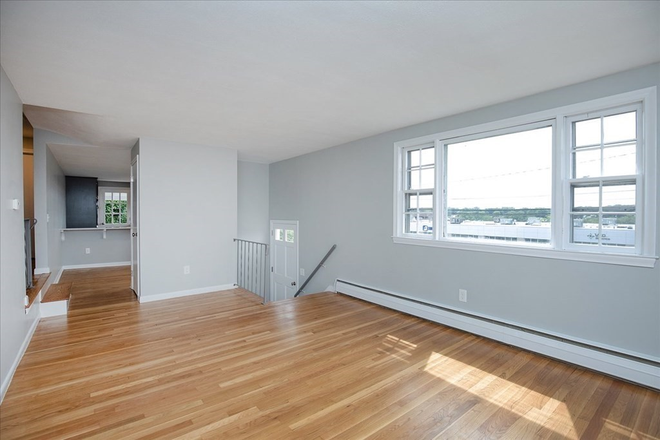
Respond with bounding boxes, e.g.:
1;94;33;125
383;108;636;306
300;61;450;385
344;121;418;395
423;351;579;439
603;419;659;440
376;334;418;362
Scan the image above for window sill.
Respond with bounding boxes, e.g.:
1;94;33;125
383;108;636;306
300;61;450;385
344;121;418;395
60;227;131;241
61;227;130;231
392;236;657;268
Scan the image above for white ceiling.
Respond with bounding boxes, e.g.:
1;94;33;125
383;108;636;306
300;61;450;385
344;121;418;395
47;142;132;182
2;1;659;176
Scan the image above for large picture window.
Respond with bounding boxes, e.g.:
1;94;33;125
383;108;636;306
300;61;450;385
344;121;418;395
393;88;657;267
445;123;553;245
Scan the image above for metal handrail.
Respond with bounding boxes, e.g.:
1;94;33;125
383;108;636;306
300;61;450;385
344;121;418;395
234;238;269;302
234;238;268;247
24;219;35;288
294;244;336;297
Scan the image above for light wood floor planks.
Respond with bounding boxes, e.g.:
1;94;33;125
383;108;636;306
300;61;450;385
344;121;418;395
25;272;49;309
1;267;658;439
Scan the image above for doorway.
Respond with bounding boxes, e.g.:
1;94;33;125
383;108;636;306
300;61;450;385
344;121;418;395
270;220;299;302
23;115;36;288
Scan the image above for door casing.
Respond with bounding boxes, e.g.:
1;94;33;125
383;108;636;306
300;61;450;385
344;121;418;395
269;220;299;301
130;156;140;299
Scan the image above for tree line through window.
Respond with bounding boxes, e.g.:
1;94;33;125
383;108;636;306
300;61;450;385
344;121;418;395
100;188;129;226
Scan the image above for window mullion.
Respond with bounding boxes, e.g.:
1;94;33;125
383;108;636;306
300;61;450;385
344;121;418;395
417;148;422;190
635;107;644;253
553;117;564;250
400;151;407;236
435;139;443;240
599;116;605;177
597;182;603;248
596;116;603;249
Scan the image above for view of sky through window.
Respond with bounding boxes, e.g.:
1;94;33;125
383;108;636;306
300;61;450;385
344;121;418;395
446;126;553;211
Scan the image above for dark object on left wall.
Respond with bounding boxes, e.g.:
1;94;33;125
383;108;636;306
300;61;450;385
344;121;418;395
66;176;97;228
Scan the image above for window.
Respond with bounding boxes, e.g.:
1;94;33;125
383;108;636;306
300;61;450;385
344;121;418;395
394;88;657;267
98;187;130;226
285;229;295;243
275;228;295;243
403;146;435;235
567;106;640;251
445;123;553;246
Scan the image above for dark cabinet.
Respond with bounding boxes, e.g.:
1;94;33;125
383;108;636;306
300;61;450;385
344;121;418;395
66;176;97;228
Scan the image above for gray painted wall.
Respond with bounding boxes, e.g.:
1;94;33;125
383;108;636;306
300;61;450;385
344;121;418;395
61;229;131;266
270;63;660;360
238;161;270;244
33;131;132;271
33;132;48;271
45;145;65;274
137;138;237;297
59;179;133;267
0;66;40;399
33;129;76;274
131;139;139;161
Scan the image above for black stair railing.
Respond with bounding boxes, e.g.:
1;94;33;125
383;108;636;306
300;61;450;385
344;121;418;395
294;244;336;297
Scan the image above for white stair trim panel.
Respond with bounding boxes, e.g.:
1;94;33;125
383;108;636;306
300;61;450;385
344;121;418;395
138;284;236;303
40;300;69;318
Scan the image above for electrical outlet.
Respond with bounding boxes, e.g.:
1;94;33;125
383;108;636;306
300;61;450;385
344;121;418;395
300;268;305;276
459;289;468;302
85;248;91;254
183;265;190;275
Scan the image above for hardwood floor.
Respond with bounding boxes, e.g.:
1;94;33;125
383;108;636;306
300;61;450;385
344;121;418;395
25;272;49;309
1;267;658;439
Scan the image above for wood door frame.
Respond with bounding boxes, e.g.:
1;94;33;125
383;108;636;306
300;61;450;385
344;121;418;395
130;156;140;299
269;220;299;301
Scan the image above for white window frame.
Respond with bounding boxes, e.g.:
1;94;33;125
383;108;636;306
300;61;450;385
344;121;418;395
563;102;642;255
400;143;436;238
393;87;657;268
437;119;555;245
98;187;131;227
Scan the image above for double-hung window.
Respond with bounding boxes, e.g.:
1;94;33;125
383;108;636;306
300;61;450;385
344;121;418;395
98;187;130;227
567;105;640;252
394;88;657;267
403;145;435;236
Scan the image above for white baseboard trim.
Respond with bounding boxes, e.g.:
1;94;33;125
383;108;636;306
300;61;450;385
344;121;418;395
0;314;40;404
61;261;131;270
138;284;236;303
336;280;660;390
34;267;50;275
40;300;69;318
53;267;64;284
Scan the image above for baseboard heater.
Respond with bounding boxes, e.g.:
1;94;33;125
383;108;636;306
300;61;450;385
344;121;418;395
335;279;660;390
